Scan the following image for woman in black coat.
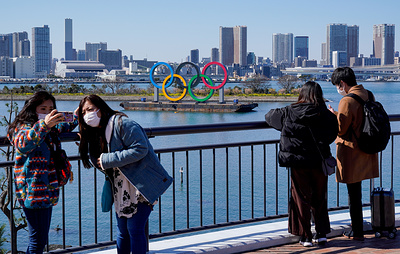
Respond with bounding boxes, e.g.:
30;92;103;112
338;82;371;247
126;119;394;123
265;81;338;247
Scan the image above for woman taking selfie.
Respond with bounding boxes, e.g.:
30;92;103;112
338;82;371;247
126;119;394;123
7;91;78;253
77;94;172;254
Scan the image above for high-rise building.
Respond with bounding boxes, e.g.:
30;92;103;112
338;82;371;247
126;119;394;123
77;50;86;61
32;25;51;75
294;36;309;59
327;24;347;65
347;25;359;65
332;51;347;68
247;52;256;65
211;48;219;62
219;27;234;66
65;18;74;60
373;24;395;65
190;49;199;64
0;56;13;77
233;26;247;66
272;33;293;64
85;42;107;61
321;42;327;65
19;39;30;57
98;49;122;71
0;34;13;57
12;32;29;57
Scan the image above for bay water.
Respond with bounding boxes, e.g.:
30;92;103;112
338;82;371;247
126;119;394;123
1;81;400;251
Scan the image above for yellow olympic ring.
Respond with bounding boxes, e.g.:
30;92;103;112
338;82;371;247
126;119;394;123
162;74;187;102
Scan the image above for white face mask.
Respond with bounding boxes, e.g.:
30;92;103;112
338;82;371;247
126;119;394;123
337;87;347;96
83;109;101;127
37;112;48;120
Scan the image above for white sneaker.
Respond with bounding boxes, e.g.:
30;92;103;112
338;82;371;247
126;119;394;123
299;238;313;247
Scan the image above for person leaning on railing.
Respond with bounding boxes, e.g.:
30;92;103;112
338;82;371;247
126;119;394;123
77;94;172;254
7;91;78;254
265;81;338;247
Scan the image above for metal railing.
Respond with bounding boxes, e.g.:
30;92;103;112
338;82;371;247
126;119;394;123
1;115;400;253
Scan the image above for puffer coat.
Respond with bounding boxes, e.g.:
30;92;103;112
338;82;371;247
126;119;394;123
265;103;338;168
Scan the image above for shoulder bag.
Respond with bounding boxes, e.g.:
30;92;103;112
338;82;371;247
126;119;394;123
308;127;336;176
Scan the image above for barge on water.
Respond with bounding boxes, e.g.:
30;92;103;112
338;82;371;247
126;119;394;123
119;101;258;113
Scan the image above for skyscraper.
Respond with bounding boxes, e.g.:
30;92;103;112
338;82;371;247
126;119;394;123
65;18;74;60
0;34;13;57
347;25;359;65
12;32;29;57
321;42;327;65
233;26;247;66
294;36;309;59
85;42;107;61
327;24;347;65
190;49;199;64
32;25;51;75
272;33;293;64
211;48;219;62
373;24;395;65
219;27;234;66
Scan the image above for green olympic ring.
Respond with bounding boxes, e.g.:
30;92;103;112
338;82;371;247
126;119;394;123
188;74;214;102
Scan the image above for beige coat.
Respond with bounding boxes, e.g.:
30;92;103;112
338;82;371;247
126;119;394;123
334;85;379;184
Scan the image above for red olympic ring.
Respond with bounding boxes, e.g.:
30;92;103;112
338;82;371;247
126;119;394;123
201;61;228;90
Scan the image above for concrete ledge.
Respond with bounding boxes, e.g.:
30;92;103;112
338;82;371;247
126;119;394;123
92;207;400;254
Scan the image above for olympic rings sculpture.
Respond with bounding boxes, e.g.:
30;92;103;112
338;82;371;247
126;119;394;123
149;61;228;102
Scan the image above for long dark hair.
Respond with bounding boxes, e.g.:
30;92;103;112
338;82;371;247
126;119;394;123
7;91;56;138
295;81;325;106
78;94;126;168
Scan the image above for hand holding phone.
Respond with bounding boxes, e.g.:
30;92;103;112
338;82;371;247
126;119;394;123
59;111;74;122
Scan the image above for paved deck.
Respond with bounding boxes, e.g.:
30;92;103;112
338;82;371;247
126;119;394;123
91;206;400;254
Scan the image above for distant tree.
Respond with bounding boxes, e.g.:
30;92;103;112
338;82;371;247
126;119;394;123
277;75;299;93
103;78;126;94
242;75;271;93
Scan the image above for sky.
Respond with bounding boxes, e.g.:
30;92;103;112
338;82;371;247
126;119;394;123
1;0;399;63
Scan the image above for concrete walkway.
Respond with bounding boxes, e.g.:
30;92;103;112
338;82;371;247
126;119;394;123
92;206;400;254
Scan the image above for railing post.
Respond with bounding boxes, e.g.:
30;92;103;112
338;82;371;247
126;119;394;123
8;166;16;254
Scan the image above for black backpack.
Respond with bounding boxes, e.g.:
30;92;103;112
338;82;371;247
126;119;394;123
346;90;390;154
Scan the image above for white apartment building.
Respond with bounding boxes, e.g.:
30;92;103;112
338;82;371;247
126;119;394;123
14;56;35;79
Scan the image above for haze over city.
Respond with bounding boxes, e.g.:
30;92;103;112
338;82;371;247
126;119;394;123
1;0;399;63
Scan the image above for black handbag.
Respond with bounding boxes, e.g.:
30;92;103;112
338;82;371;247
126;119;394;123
308;127;336;176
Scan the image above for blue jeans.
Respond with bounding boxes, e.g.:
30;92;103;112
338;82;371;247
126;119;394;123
23;206;53;254
116;202;152;254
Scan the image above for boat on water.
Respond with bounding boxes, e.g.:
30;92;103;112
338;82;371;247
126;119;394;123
120;101;258;113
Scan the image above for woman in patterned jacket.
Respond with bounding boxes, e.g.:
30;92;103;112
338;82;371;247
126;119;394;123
7;91;78;254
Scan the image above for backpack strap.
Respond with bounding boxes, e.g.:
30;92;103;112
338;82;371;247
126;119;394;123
346;93;365;105
346;90;373;105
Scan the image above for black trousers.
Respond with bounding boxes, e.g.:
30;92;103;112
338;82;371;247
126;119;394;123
289;167;331;240
347;181;364;237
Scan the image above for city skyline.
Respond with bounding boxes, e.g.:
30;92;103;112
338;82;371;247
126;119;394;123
1;0;399;63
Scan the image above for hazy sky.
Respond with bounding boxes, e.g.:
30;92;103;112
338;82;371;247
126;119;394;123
2;0;399;63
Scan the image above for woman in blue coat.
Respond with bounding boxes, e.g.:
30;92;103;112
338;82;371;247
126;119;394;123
77;95;172;254
265;81;338;247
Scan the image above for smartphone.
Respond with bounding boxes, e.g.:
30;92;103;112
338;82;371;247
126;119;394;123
59;111;74;122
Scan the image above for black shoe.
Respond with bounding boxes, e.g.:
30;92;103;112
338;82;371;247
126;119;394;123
312;233;327;244
343;230;364;241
